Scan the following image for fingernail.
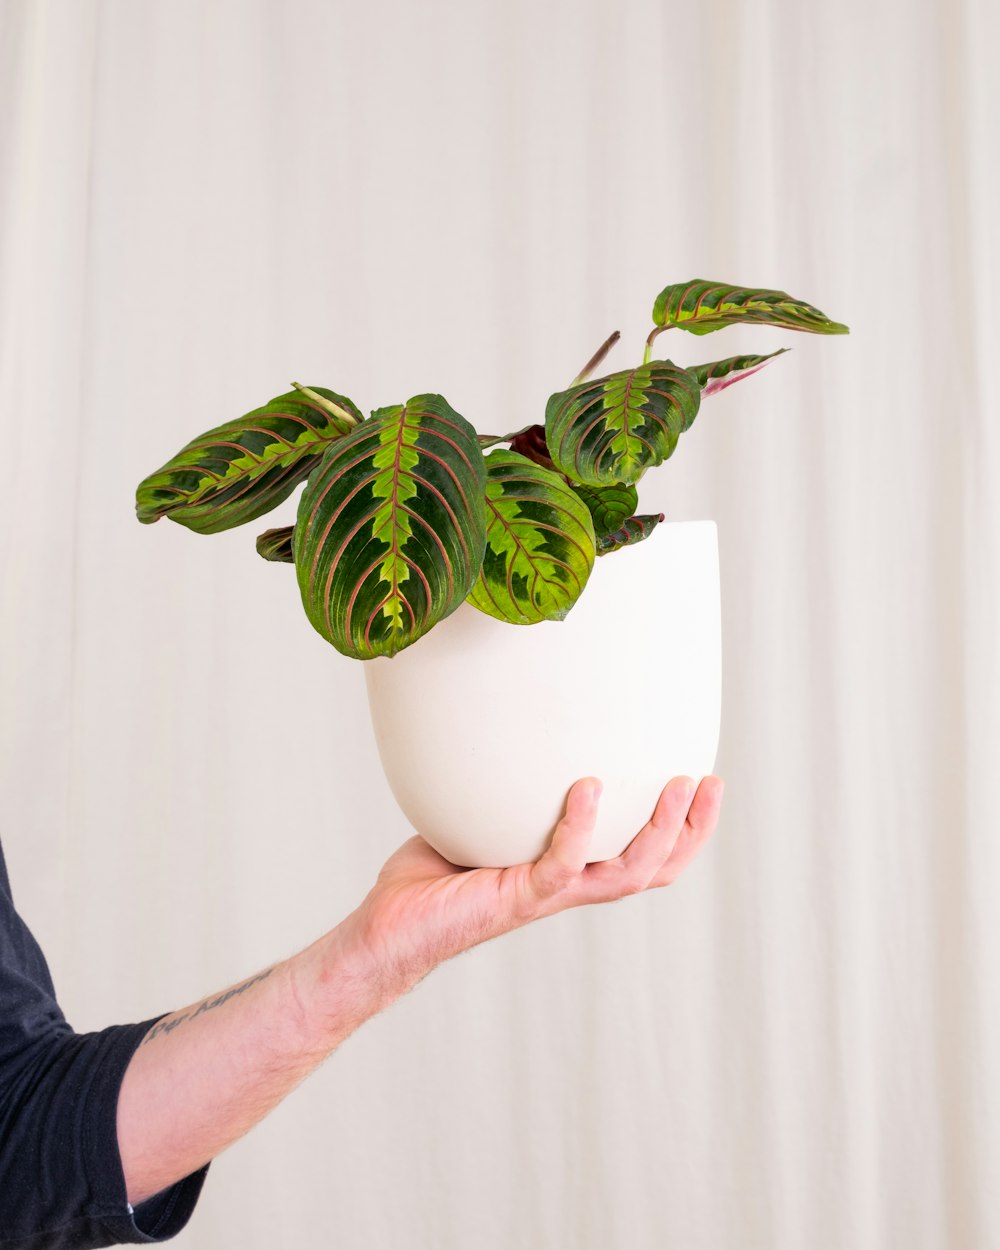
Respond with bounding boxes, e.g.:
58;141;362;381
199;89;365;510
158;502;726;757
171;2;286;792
679;777;696;802
591;780;603;802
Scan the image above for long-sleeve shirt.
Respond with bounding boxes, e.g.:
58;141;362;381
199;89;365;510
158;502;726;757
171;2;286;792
0;839;208;1247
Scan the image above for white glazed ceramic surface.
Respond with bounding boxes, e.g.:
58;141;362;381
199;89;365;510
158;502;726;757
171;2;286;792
363;521;721;868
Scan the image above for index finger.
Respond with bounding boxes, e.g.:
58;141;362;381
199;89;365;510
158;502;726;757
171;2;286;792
530;777;603;898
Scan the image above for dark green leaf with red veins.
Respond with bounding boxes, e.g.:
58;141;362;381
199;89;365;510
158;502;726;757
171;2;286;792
545;361;701;488
651;280;849;336
690;349;789;395
571;482;638;538
466;451;595;625
293;394;487;660
256;526;295;563
135;387;362;535
597;513;665;555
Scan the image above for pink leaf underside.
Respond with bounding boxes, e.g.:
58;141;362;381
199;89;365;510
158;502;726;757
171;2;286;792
702;360;774;397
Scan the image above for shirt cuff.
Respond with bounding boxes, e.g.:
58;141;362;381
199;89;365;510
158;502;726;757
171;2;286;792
82;1016;210;1244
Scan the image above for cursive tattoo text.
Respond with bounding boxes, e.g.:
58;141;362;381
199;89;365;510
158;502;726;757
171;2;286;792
140;968;276;1046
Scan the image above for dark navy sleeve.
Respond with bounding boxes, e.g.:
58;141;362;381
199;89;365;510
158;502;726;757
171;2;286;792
0;840;209;1248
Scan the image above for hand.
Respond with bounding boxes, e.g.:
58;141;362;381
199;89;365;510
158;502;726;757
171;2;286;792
340;775;724;999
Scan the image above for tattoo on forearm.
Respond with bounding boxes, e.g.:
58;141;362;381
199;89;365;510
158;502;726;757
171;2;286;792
140;968;276;1046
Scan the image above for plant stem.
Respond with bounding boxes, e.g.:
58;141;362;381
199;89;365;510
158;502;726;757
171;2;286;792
479;425;535;449
291;382;359;428
571;330;621;385
643;324;670;365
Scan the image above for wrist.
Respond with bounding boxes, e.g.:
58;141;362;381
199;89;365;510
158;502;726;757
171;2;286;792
288;911;408;1046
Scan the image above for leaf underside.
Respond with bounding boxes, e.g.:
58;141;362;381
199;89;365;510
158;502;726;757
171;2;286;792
293;394;487;660
652;280;849;336
135;387;362;535
689;349;789;395
545;361;701;488
597;513;665;555
256;525;295;563
466;451;596;625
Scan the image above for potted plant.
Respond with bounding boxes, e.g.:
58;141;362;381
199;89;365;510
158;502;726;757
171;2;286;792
136;280;847;867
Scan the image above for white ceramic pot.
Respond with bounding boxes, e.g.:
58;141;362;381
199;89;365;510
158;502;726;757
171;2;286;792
363;520;721;868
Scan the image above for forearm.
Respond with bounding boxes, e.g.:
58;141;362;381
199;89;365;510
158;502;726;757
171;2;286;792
116;778;721;1209
116;910;395;1206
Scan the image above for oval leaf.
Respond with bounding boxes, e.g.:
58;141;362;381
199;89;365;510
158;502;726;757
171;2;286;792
690;349;788;395
294;394;487;660
136;387;362;535
466;450;595;625
652;281;849;336
545;361;701;487
571;482;638;538
597;513;665;555
256;525;295;563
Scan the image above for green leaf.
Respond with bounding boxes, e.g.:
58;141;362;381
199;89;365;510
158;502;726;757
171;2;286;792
294;394;487;660
466;451;596;625
597;513;665;555
135;387;362;535
570;482;638;538
652;280;849;336
545;361;701;487
689;349;788;395
256;525;295;563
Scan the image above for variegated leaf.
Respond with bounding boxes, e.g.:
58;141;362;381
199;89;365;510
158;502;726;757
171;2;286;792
136;387;362;535
256;525;295;563
597;513;665;555
652;280;849;336
545;361;701;487
690;349;788;395
294;394;487;660
466;451;595;625
571;482;638;538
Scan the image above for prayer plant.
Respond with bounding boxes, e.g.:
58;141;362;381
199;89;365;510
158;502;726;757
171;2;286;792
136;280;848;660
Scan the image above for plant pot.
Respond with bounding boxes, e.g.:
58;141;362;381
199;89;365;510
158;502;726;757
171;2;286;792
363;520;721;868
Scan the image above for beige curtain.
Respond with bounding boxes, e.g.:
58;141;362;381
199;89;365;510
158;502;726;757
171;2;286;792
1;0;998;1246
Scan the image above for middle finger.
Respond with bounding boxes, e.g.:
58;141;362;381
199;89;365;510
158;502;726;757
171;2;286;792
582;777;695;898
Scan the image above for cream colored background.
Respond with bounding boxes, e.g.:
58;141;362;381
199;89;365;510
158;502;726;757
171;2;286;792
1;1;998;1247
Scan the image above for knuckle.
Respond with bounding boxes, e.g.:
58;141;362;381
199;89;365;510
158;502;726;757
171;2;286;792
536;861;576;898
590;870;644;904
550;863;578;891
613;860;649;897
557;816;591;843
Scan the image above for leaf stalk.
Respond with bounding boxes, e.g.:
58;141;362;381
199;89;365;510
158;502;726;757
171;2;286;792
643;324;671;365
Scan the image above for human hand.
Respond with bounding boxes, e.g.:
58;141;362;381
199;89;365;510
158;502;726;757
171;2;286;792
339;775;724;1000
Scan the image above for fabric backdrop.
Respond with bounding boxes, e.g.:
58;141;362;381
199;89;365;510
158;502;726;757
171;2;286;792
1;1;997;1247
